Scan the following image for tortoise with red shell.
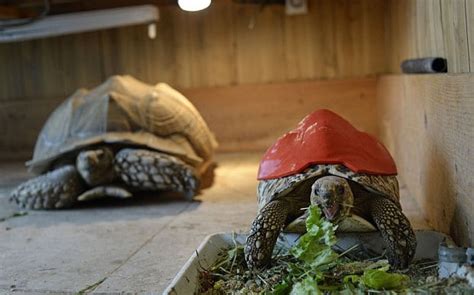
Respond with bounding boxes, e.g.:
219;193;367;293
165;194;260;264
245;109;416;270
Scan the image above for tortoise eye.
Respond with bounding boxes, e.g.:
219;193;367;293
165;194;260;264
313;184;320;194
336;186;345;195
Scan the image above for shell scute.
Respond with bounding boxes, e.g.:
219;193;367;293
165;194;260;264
27;75;217;174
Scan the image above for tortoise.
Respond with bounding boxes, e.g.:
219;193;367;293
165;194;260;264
244;109;417;269
10;75;217;210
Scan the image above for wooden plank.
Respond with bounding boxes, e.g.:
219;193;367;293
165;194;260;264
0;78;378;160
185;1;236;87
181;77;378;152
466;0;474;72
360;0;386;75
377;74;474;246
1;0;388;102
385;0;417;73
283;2;316;80
100;25;156;84
233;3;287;84
0;42;24;101
59;31;104;94
440;0;470;73
145;4;193;87
415;0;445;58
311;0;337;78
19;37;67;100
386;0;472;74
334;0;357;77
0;98;63;160
0;37;66;102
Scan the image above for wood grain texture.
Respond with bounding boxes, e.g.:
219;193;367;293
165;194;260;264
0;0;387;158
386;0;473;73
0;78;378;160
0;0;387;102
376;74;474;246
466;0;474;71
0;98;64;159
182;77;378;152
440;0;470;72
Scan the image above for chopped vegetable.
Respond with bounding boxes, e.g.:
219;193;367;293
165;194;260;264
198;205;473;294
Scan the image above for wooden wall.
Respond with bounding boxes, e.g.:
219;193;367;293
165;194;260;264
386;0;474;73
383;1;474;245
377;74;474;247
0;0;387;158
183;78;378;152
0;0;386;98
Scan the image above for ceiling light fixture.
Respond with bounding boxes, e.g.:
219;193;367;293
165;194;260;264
178;0;211;12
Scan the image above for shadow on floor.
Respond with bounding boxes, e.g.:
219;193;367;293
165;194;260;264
1;190;202;229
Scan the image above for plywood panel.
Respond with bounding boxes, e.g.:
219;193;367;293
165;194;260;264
440;0;469;72
360;0;386;75
283;0;386;80
59;32;104;94
0;0;387;102
386;0;472;74
0;98;64;159
377;74;474;246
186;1;236;87
415;0;444;58
283;3;319;80
100;25;156;84
466;0;474;71
233;4;287;84
0;43;24;101
385;0;417;73
182;77;378;152
0;78;377;160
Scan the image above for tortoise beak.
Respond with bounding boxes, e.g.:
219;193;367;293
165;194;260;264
322;203;339;221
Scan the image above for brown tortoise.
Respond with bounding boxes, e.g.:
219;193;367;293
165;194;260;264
10;75;217;209
244;109;417;269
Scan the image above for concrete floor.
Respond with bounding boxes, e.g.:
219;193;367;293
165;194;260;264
0;153;428;294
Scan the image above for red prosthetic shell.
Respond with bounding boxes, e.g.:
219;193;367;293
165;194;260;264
258;109;397;180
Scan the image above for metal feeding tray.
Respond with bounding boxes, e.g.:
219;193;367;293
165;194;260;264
163;230;450;294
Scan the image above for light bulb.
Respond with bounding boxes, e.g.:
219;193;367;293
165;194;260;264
178;0;211;12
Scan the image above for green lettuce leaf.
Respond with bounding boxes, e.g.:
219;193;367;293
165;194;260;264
305;205;338;246
290;205;338;267
289;277;322;295
361;268;409;290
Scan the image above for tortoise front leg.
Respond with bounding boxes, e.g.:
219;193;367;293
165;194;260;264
245;200;289;269
114;148;199;200
10;165;85;209
368;197;417;269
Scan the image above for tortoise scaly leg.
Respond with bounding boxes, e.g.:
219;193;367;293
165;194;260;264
245;200;289;269
10;165;85;209
369;197;417;269
114;149;199;200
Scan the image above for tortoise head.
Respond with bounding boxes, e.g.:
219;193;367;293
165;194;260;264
310;176;353;223
76;146;116;186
